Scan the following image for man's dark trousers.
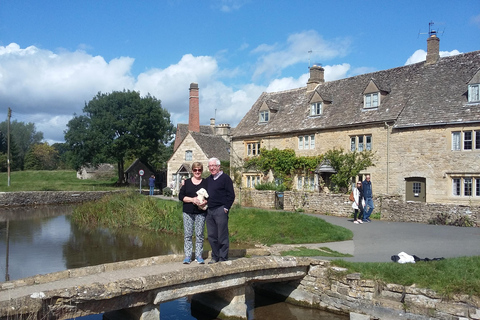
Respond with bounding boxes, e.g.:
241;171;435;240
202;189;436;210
206;206;229;261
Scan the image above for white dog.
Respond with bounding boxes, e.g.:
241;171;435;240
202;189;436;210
196;188;209;210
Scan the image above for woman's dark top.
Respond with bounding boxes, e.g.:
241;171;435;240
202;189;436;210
178;178;208;214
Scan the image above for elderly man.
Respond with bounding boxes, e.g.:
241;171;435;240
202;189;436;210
206;157;235;263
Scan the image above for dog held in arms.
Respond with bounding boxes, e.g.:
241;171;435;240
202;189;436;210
196;188;209;210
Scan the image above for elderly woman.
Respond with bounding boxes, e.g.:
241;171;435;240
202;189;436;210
352;181;365;224
178;162;208;264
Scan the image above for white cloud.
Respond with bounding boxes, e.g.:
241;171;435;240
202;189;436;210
405;49;462;65
251;30;350;80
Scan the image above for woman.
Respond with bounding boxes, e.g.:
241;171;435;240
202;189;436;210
352;181;365;224
178;162;208;264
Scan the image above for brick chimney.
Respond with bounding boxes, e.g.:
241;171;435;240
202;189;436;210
425;33;440;65
307;64;324;92
188;83;200;132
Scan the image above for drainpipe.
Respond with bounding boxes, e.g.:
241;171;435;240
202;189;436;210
384;122;390;194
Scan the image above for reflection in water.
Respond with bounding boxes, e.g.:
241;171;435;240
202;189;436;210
0;205;347;320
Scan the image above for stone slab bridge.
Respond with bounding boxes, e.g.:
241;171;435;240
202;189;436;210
0;252;324;320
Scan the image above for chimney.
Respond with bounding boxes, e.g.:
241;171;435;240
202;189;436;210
425;33;440;65
188;83;200;132
307;64;324;92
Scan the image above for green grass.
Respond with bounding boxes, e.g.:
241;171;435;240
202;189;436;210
0;170;120;192
281;246;353;258
332;256;480;297
229;207;353;245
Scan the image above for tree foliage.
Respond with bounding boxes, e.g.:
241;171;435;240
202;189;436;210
24;142;59;170
323;148;375;192
244;147;375;192
64;90;175;184
0;120;43;170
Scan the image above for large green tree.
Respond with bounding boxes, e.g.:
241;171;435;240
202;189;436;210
64;90;174;184
24;142;59;170
0;120;42;170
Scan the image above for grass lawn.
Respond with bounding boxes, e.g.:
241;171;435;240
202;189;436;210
0;170;120;192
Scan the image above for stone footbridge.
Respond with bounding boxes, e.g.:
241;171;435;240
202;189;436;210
0;252;319;320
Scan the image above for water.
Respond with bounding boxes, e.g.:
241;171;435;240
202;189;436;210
0;205;347;320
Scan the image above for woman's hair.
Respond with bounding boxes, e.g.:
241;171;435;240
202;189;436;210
192;162;203;170
357;181;362;187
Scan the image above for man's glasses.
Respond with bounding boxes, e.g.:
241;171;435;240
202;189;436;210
192;169;202;173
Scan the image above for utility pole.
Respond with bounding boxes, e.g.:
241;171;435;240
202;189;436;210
7;108;11;187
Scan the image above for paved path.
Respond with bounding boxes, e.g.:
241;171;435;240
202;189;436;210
301;214;480;262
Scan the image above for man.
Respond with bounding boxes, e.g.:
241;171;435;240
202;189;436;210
206;157;235;263
362;174;374;222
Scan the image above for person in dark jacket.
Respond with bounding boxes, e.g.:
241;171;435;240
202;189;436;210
178;162;208;264
362;174;374;222
148;174;155;196
206;157;235;263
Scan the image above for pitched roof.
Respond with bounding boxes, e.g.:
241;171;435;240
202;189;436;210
173;124;214;151
232;51;480;138
190;131;230;161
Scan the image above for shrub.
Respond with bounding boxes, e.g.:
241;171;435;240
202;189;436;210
163;187;173;196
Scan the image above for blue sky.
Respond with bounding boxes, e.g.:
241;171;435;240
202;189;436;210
1;0;479;143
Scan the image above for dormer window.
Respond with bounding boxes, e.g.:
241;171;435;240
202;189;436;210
259;110;269;122
469;83;480;102
310;102;322;116
364;92;379;109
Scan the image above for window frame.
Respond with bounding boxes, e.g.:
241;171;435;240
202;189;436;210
259;110;269;123
246;141;261;157
298;134;315;150
451;130;480;151
468;83;480;102
350;134;372;151
364;92;379;109
310;102;322;116
185;150;192;161
452;176;480;197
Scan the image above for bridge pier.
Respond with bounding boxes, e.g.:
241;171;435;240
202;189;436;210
104;304;160;320
191;284;254;320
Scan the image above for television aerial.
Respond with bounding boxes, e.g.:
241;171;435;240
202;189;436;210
418;21;445;38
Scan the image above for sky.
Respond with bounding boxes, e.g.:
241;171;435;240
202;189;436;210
1;0;479;144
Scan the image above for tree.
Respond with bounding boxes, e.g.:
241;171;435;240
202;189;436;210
0;120;43;170
24;142;59;170
323;148;375;192
64;90;175;184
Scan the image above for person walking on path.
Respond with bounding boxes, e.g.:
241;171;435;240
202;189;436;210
178;162;208;264
148;174;156;196
206;157;235;264
362;174;374;222
352;181;365;224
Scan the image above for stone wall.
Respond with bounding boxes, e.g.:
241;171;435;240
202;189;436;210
0;191;121;207
235;189;480;227
258;260;480;320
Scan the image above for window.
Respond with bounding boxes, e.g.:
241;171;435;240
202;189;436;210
364;92;379;109
350;135;372;151
469;84;480;102
310;102;322;116
259;110;269;122
412;182;421;196
297;175;315;191
298;135;315;150
452;130;480;151
452;176;480;196
246;175;261;188
246;142;261;156
185;150;192;161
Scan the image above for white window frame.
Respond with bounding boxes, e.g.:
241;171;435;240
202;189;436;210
310;102;322;116
452;176;480;197
298;135;315;150
259;110;269;123
364;92;379;109
468;84;480;102
185;150;192;161
452;130;480;151
350;135;372;151
246;142;261;156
